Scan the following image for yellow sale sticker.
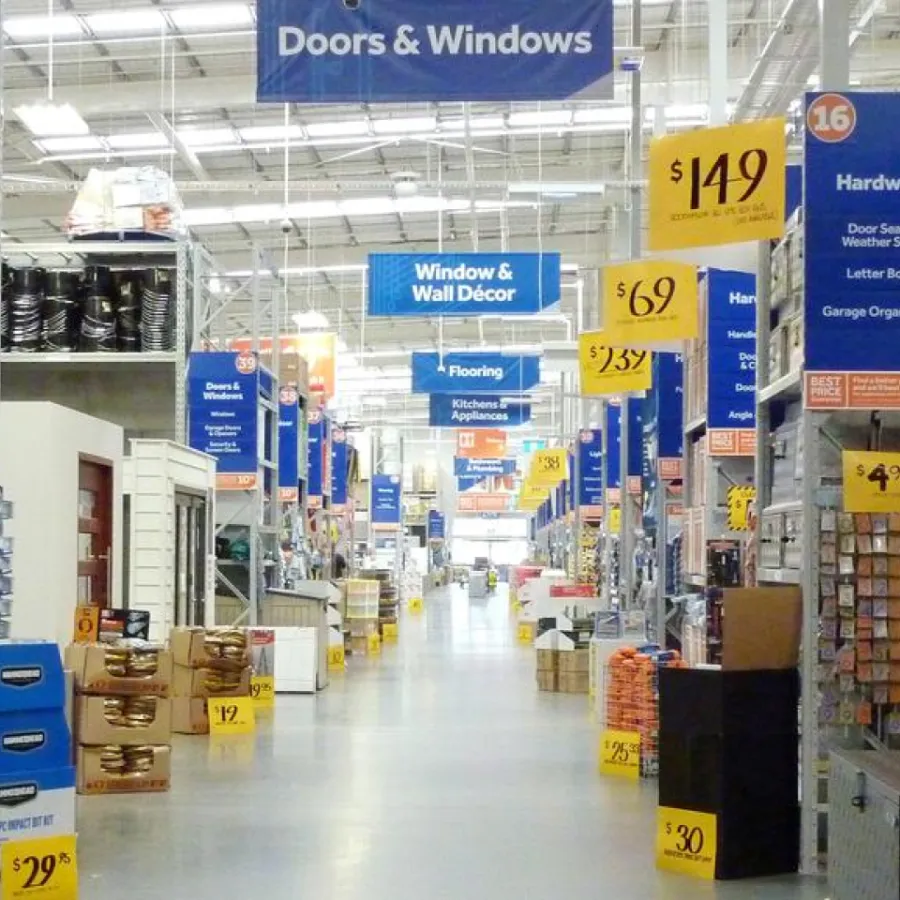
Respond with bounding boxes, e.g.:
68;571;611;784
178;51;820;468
843;450;900;513
382;623;398;641
598;729;641;780
408;597;424;613
208;697;256;736
2;835;78;900
656;806;717;879
578;331;652;397
250;675;275;708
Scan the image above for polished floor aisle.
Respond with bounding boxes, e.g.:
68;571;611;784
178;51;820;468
78;586;826;898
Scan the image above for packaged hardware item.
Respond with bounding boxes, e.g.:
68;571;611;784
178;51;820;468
76;744;170;795
65;643;173;696
171;665;251;699
170;627;250;670
0;709;71;774
0;766;76;841
0;642;66;713
76;695;171;745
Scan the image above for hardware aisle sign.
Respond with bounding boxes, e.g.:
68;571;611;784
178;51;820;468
256;0;613;103
371;474;402;528
330;428;349;512
804;92;900;409
412;352;540;394
648;117;786;250
429;394;531;428
307;409;328;509
577;429;603;513
369;253;562;317
604;401;643;499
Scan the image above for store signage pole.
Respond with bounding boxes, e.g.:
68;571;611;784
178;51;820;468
600;401;611;607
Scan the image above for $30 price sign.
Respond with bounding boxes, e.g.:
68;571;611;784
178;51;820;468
603;260;699;347
598;729;641;780
1;835;77;900
648;117;786;251
842;450;900;513
208;697;256;735
656;806;717;880
578;331;652;397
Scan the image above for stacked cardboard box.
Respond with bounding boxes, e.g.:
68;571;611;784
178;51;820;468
66;642;173;794
170;627;251;734
559;648;590;694
536;649;557;692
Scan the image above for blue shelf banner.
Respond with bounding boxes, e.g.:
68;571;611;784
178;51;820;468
429;394;531;427
655;352;684;460
307;409;326;506
578;429;603;508
278;385;301;502
454;457;516;477
457;475;485;493
369;253;561;317
804;91;900;409
371;474;402;527
188;351;259;489
412;352;540;394
428;510;445;541
331;427;349;509
603;401;642;497
256;0;613;104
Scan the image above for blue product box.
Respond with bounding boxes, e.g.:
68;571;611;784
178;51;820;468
0;710;71;775
0;643;65;713
0;765;76;842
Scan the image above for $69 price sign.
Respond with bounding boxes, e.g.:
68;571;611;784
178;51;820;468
648;117;786;251
578;331;652;397
842;450;900;513
1;835;77;900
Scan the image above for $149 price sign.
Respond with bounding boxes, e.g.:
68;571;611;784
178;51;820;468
648;117;786;251
598;729;641;780
842;450;900;513
603;260;699;347
656;807;717;880
578;331;652;397
1;835;77;900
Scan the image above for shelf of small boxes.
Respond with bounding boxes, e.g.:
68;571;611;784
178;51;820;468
767;207;805;386
578;523;601;584
346;579;381;655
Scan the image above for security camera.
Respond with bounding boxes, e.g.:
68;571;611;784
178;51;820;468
343;0;360;9
280;218;292;234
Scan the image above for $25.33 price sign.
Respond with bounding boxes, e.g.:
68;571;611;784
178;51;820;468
656;806;717;880
603;260;699;347
209;697;256;735
598;729;641;780
648;117;786;251
1;835;77;900
842;450;900;513
578;331;652;397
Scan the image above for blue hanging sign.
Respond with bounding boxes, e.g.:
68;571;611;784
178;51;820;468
646;352;684;479
188;351;260;490
428;510;445;541
412;352;540;394
429;394;531;428
368;253;561;317
307;408;326;508
278;385;301;502
256;0;613;104
578;429;603;510
453;457;516;477
457;475;485;492
603;401;642;500
331;428;350;511
371;474;402;528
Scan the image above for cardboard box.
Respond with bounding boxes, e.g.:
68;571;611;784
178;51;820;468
171;697;209;735
75;696;171;746
172;664;251;699
559;672;590;694
536;671;558;692
536;650;558;672
65;644;173;697
719;588;802;671
170;628;251;671
0;643;66;713
0;709;71;774
77;745;170;795
0;766;75;841
559;648;590;674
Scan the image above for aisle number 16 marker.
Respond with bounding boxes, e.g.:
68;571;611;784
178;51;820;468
807;93;857;144
578;331;652;397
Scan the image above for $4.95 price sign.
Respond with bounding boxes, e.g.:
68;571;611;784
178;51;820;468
603;260;699;348
529;449;568;487
648;117;786;251
208;696;256;735
1;835;77;900
843;450;900;513
598;729;641;780
578;331;652;397
656;806;717;880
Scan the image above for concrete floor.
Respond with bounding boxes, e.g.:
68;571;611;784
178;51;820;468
77;585;827;899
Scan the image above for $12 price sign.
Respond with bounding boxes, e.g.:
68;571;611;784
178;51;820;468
656;807;717;879
842;450;900;513
603;260;699;348
1;835;77;900
578;331;652;397
648;117;786;251
598;729;641;780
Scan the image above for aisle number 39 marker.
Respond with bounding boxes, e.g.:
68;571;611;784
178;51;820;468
807;93;857;144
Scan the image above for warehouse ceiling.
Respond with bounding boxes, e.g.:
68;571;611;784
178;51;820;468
1;0;898;428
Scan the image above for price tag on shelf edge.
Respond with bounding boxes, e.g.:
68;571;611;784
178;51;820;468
726;485;756;532
578;332;652;397
843;450;900;513
603;260;699;347
598;729;641;780
1;834;78;900
250;675;275;708
648;117;786;251
208;697;256;736
656;806;717;880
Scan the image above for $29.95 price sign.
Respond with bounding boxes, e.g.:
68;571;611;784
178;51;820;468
603;261;699;347
578;331;652;397
656;806;717;880
842;450;900;513
1;835;77;900
598;729;641;780
250;675;275;708
648;117;786;251
208;696;256;735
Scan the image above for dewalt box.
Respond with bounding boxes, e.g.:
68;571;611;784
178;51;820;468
0;710;71;775
0;766;76;842
0;643;66;713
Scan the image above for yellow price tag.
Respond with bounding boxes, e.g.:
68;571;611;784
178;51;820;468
726;485;756;531
608;507;622;535
649;117;786;251
408;597;424;614
208;697;256;736
843;450;900;512
73;606;98;644
656;807;717;879
603;260;699;348
512;599;523;614
383;623;398;641
578;332;652;397
530;449;568;486
517;622;533;644
327;645;345;669
1;835;78;900
249;675;275;707
367;632;381;655
598;729;641;780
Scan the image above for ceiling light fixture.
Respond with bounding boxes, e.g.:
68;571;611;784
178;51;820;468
15;101;89;137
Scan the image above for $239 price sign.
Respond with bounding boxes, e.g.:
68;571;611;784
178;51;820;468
578;331;652;397
648;117;786;251
842;450;900;513
1;835;77;900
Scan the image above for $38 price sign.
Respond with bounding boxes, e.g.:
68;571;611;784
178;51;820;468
656;807;717;880
1;835;77;900
529;449;568;487
842;450;900;513
603;260;699;347
598;729;641;780
578;331;652;397
208;696;256;735
648;117;786;251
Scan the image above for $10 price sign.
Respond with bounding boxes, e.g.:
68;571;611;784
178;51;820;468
649;117;786;251
578;331;652;397
598;729;641;780
1;835;77;900
603;260;699;348
843;450;900;513
656;806;717;879
208;697;256;736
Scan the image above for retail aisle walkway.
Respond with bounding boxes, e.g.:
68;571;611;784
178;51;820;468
78;585;826;899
